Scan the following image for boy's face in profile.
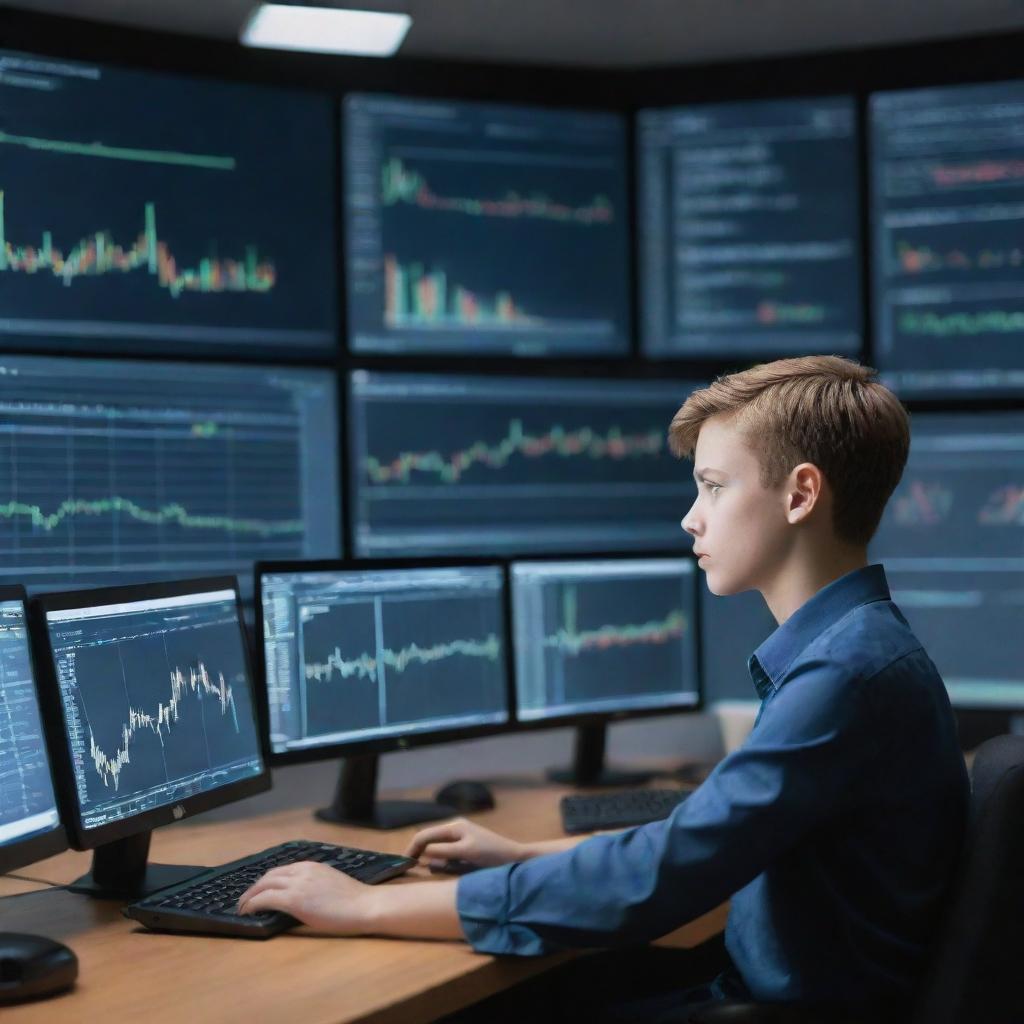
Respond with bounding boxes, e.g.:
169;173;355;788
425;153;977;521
681;414;792;597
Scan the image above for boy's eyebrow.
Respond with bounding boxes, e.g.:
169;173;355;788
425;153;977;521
693;466;725;481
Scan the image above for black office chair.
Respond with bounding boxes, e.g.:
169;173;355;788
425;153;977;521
686;733;1024;1024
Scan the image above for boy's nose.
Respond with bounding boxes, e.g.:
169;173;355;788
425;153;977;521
681;503;701;537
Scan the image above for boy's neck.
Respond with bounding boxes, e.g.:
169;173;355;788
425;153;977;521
761;545;869;625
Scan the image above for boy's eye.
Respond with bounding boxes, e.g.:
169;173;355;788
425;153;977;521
702;481;722;495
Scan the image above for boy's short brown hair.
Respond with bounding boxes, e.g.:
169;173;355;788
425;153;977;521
668;355;910;546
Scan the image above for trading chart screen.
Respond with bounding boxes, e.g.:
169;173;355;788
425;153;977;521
638;96;861;358
46;588;264;830
872;82;1024;395
511;559;699;721
344;94;631;357
0;356;340;595
871;413;1024;707
260;566;509;753
0;599;61;848
0;48;336;356
349;371;699;556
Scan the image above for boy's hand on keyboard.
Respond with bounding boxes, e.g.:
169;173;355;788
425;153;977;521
236;861;376;934
406;818;526;869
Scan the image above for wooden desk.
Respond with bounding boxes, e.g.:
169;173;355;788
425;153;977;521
0;781;726;1024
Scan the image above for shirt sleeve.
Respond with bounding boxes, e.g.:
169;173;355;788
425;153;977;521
457;659;872;956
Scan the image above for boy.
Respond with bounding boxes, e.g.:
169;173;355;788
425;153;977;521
238;356;969;1021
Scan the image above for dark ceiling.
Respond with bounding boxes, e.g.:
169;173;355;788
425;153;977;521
5;0;1024;68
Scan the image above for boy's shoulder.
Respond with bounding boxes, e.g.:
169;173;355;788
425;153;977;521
799;598;943;707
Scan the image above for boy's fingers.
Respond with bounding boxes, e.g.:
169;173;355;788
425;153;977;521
415;840;465;862
407;822;463;859
238;888;295;916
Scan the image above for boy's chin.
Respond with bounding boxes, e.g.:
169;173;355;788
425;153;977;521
703;569;750;598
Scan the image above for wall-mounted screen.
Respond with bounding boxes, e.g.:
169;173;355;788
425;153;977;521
344;94;631;358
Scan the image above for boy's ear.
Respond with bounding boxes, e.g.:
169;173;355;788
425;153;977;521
786;462;823;523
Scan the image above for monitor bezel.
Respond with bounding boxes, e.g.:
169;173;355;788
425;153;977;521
0;584;70;875
507;550;705;730
254;557;517;766
30;576;272;853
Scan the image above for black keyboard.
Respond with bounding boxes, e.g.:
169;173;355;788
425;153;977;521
560;788;690;834
123;840;414;938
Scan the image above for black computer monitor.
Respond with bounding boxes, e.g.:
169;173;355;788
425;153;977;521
0;584;75;1004
343;93;631;358
348;370;700;558
510;555;701;786
0;47;336;358
30;578;269;898
0;355;340;598
256;559;512;828
870;412;1024;711
0;586;66;876
637;95;862;359
871;81;1024;396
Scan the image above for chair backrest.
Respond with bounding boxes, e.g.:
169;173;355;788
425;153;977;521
911;733;1024;1024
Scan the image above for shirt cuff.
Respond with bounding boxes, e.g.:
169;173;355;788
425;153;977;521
456;863;552;957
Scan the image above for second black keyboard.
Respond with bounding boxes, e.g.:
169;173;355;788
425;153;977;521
561;788;690;834
123;839;414;938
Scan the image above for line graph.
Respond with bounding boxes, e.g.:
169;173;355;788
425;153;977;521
50;592;263;828
0;356;338;594
0;129;236;170
0;192;277;298
930;159;1024;189
513;563;699;718
897;310;1024;338
297;583;508;740
365;419;665;485
0;495;303;537
90;661;238;791
351;373;696;556
543;584;686;656
305;634;502;682
381;156;615;225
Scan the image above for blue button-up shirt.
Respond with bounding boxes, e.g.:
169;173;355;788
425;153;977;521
457;564;970;1005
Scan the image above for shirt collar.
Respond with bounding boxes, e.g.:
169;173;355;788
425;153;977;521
747;563;891;700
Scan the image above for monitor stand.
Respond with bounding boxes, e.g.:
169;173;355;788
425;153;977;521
68;831;206;900
547;723;656;788
315;753;456;830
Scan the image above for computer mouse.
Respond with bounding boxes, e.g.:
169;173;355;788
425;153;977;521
434;779;496;813
0;933;78;1005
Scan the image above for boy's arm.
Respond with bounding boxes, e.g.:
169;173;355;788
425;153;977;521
234;836;587;937
240;667;867;952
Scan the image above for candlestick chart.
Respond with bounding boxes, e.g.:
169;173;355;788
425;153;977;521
344;94;630;356
0;47;335;354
